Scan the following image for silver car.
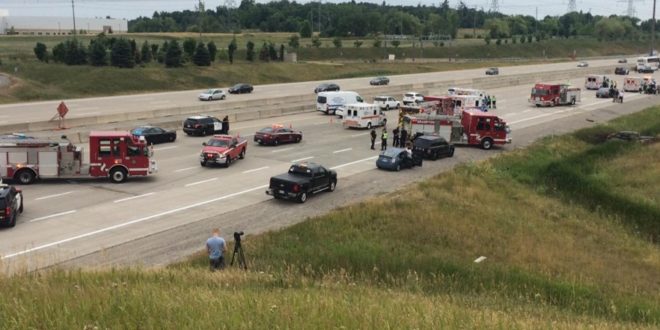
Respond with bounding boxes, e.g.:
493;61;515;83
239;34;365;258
198;89;227;101
577;62;589;68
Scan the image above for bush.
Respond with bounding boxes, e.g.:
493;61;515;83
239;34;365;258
288;34;300;49
440;41;445;47
259;42;269;62
495;39;501;46
110;38;134;68
391;40;400;48
373;38;382;48
150;43;159;59
484;36;491;45
192;42;211;66
278;44;285;61
183;38;196;59
527;35;533;43
157;41;168;64
311;36;322;48
504;39;509;44
463;34;473;39
141;40;152;63
300;20;313;38
246;41;255;62
207;41;217;62
164;40;183;68
89;40;107;66
332;37;342;48
228;38;237;64
512;37;517;44
33;42;48;62
50;42;65;62
268;43;278;61
353;40;363;48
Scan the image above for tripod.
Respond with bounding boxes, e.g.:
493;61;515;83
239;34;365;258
230;232;247;270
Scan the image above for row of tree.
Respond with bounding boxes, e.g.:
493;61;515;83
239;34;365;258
33;34;289;67
128;0;657;41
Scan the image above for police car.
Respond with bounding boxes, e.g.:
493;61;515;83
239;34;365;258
0;180;23;228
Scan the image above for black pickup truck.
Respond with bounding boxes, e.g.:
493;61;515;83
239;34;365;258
266;163;337;203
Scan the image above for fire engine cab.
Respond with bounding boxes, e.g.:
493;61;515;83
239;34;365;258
0;131;157;184
402;110;511;150
530;83;581;107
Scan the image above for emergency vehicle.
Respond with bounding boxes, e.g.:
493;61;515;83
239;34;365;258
342;103;386;129
402;109;511;150
623;76;654;92
0;132;157;184
447;87;486;98
530;83;581;107
584;75;610;90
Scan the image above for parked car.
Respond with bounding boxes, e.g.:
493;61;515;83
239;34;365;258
638;65;655;73
370;76;390;85
0;182;23;228
266;162;337;203
314;83;340;93
198;88;227;101
200;135;247;167
402;92;424;105
596;87;614;98
376;148;423;171
131;126;177;144
577;62;589;67
412;135;455;160
254;125;302;145
485;67;499;75
373;96;400;110
618;58;628;63
183;115;223;136
614;67;630;75
228;83;253;94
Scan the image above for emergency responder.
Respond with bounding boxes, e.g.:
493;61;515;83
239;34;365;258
381;128;388;151
221;116;230;134
492;95;497;109
400;127;408;148
370;128;377;150
392;126;400;147
618;89;624;103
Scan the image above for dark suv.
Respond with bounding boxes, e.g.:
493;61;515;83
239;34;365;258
413;135;455;160
183;116;223;136
0;183;23;228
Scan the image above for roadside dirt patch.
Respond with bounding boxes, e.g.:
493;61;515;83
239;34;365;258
0;74;11;89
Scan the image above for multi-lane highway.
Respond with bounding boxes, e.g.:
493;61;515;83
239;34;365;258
0;64;657;274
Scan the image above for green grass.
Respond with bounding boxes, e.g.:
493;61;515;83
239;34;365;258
0;107;659;329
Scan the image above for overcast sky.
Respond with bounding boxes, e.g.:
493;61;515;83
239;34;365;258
1;0;654;21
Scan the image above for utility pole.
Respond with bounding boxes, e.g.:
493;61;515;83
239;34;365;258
473;7;477;38
535;7;538;35
71;0;77;36
653;0;657;55
318;1;322;36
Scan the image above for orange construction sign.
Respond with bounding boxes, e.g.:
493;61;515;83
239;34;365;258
57;101;69;118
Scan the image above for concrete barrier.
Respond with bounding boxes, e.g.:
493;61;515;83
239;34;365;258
0;65;619;135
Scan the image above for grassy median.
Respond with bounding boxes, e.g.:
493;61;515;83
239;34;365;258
0;107;658;329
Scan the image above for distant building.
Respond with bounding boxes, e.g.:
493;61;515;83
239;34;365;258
0;10;127;36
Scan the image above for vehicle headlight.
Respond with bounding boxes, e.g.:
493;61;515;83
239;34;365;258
218;153;226;158
391;158;396;163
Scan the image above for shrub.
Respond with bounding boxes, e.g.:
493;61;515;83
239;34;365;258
288;34;300;49
332;37;342;48
140;40;152;63
353;40;363;48
484;36;491;45
88;40;107;66
228;37;237;64
311;36;322;48
164;40;183;67
373;37;382;48
150;43;159;59
207;41;217;62
391;40;400;48
300;20;313;38
182;38;196;59
259;42;269;62
246;41;255;62
496;39;501;46
110;38;134;68
527;35;533;43
33;42;48;62
268;43;278;61
192;42;211;66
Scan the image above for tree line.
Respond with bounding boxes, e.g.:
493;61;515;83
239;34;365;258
128;0;656;41
33;34;288;68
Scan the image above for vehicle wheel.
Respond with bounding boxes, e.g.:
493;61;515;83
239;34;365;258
298;192;307;203
225;156;232;167
328;180;336;192
15;169;36;185
385;105;390;111
239;149;245;159
432;152;438;160
535;104;541;108
170;135;176;142
395;164;401;172
295;136;301;143
8;213;16;228
449;148;455;157
274;139;280;146
208;96;213;101
367;122;372;129
222;95;226;100
200;160;207;167
18;200;23;213
481;138;493;150
109;168;127;183
571;98;576;105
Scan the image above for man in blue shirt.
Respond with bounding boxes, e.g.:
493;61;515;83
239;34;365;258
206;228;227;271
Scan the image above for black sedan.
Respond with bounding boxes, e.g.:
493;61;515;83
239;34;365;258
314;83;340;93
370;76;390;85
228;83;253;94
131;126;177;144
485;67;499;75
614;67;630;75
376;148;423;171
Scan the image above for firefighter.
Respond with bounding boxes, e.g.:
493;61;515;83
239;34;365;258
392;126;400;148
381;128;388;151
400;127;408;148
370;128;377;150
492;95;497;109
221;116;229;134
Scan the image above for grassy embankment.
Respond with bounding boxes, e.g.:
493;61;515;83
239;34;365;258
0;33;643;103
0;106;658;329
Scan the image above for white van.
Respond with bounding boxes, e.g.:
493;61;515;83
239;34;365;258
342;103;386;129
585;75;610;90
316;91;363;115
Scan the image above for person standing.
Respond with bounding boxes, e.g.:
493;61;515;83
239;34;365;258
492;95;497;109
221;116;229;134
206;228;227;271
381;128;388;151
370;128;377;150
486;95;491;109
400;127;408;148
392;126;400;148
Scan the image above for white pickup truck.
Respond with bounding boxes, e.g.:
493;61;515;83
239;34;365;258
373;96;400;110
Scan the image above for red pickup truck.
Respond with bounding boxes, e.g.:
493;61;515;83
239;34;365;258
199;135;247;167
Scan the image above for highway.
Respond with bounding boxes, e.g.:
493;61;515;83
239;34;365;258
0;67;658;274
0;57;629;126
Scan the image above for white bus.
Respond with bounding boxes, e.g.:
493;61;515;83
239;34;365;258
636;56;660;71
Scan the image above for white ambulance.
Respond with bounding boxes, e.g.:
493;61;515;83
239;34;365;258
584;75;610;90
341;103;386;129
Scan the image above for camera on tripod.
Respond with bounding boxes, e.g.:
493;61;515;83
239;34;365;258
231;231;247;270
234;231;244;241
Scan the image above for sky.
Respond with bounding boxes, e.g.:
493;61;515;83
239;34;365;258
0;0;654;21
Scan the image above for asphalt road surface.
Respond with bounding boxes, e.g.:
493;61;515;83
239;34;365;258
0;70;657;274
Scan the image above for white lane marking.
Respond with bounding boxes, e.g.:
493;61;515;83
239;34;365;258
509;98;616;125
333;148;353;154
351;132;370;137
113;192;155;204
232;116;318;130
30;210;77;223
1;185;269;260
154;146;178;151
71;112;100;116
291;156;314;163
75;106;100;111
271;147;294;153
185;177;218;187
174;166;198;173
149;100;171;104
330;156;378;170
34;191;74;201
242;166;269;174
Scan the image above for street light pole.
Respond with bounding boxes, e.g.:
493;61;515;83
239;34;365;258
652;0;657;55
71;0;77;36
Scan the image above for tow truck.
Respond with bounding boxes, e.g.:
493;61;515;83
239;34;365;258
200;134;247;167
0;132;157;184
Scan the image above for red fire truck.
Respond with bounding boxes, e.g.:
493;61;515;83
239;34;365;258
529;83;581;107
402;109;511;150
0;131;157;184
